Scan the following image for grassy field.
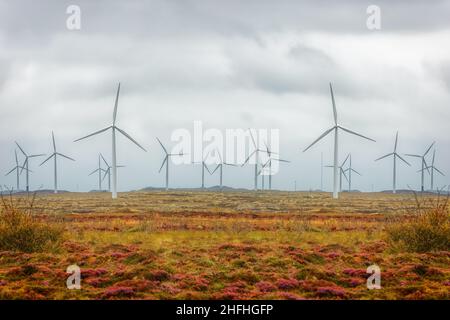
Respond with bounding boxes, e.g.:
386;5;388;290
0;191;448;300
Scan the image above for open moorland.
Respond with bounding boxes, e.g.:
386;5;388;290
0;191;448;300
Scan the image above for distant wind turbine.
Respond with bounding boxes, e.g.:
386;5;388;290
303;83;375;199
211;149;237;191
419;149;445;191
193;153;212;190
405;141;435;192
375;132;410;194
5;150;27;191
156;137;185;191
325;153;350;192
40;132;75;194
74;83;147;199
89;154;106;191
242;129;269;191
344;154;361;192
258;142;290;191
100;153;125;192
15;141;45;193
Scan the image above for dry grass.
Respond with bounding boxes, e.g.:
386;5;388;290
0;191;448;300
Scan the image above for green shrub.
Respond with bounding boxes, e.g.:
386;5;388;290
0;193;63;253
387;194;450;253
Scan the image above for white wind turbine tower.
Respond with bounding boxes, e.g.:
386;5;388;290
405;142;435;192
344;154;361;192
303;83;375;199
89;154;106;191
74;83;147;199
242;129;269;191
15;142;45;193
375;132;410;194
100;154;125;192
420;149;444;191
39;132;75;194
156;137;185;191
211;149;237;191
5;150;27;191
325;153;350;193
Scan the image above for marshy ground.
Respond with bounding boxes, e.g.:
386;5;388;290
0;191;448;299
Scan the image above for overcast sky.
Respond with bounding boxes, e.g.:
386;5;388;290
1;0;449;192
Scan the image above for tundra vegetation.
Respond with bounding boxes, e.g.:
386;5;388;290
0;191;448;299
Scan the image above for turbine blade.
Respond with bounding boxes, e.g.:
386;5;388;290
303;127;335;152
102;168;109;181
74;126;112;142
329;83;338;125
204;163;212;175
100;153;109;167
434;167;445;176
57;153;75;161
242;150;256;166
338;126;376;142
113;83;121;125
395;154;411;166
375;153;393;161
28;154;46;158
20;158;28;174
52;131;56;152
248;128;257;148
156;137;168;154
341;169;349;182
394;131;398;152
424;141;435;157
115;127;147;152
404;154;421;158
15;141;26;156
341;153;350;167
432;149;436;166
158;156;167;173
5;167;17;176
352;169;362;176
88;168;99;176
212;164;220;174
40;154;55;166
224;163;237;167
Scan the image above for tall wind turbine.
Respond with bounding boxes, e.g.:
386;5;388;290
39;132;75;194
15;142;45;193
242;129;269;191
211;149;237;191
303;83;375;199
5;150;27;191
420;150;445;191
344;154;361;192
375;131;410;194
74;83;147;199
89;154;106;191
100;154;125;192
405;142;435;192
325;153;350;192
156;137;185;191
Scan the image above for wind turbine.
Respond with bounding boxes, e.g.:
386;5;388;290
156;137;185;191
15;142;45;193
193;153;212;190
74;83;147;199
5;150;27;191
258;142;290;191
325;153;350;192
39;132;75;194
375;132;410;194
303;83;375;199
89;154;106;191
344;154;361;192
405;142;435;192
420;150;445;191
211;149;237;191
100;154;125;192
242;129;269;191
